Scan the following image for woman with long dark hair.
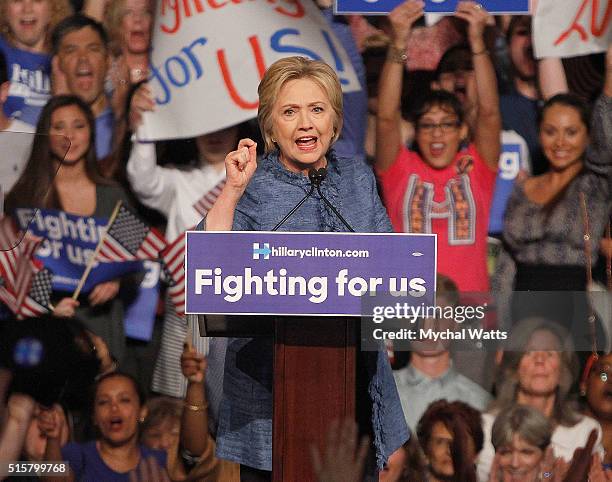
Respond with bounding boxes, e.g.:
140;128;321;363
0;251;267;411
493;46;611;334
6;94;132;363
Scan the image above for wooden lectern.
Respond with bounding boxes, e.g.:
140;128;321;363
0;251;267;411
200;315;361;482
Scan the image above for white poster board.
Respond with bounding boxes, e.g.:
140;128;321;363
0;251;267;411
140;0;360;141
533;0;611;59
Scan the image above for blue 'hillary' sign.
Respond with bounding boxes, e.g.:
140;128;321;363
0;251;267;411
185;231;436;316
334;0;529;15
14;208;142;294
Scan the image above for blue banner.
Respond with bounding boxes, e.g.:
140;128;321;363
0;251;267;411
124;260;160;341
334;0;529;15
15;208;143;294
185;231;436;316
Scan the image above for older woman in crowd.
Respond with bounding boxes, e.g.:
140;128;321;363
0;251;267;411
477;318;604;480
202;55;407;478
488;405;558;482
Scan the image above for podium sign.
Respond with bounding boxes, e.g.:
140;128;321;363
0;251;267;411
334;0;529;15
185;231;436;316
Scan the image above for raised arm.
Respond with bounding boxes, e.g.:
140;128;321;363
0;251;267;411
375;0;424;173
39;406;73;482
126;142;177;216
585;45;612;173
0;394;35;464
204;139;257;231
455;1;501;170
179;344;209;458
538;57;569;99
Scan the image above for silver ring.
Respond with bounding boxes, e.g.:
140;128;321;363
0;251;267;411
475;3;482;9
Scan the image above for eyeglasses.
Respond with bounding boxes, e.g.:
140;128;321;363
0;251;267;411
416;121;461;133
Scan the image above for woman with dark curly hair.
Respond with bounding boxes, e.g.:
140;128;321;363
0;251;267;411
416;400;484;482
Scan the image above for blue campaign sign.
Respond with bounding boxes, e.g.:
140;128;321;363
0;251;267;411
489;142;523;234
124;260;160;341
335;0;529;15
15;208;142;294
185;231;437;316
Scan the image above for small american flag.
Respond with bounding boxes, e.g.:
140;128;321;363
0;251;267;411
96;204;167;263
0;268;52;318
160;230;189;316
192;179;226;217
0;217;44;311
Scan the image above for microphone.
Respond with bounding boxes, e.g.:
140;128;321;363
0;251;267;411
309;168;354;233
272;167;354;232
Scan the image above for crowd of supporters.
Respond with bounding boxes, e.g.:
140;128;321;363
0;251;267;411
0;0;610;480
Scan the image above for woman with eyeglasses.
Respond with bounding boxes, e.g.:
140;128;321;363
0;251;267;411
375;0;501;293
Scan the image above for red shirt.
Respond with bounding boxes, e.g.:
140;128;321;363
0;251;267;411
377;144;495;292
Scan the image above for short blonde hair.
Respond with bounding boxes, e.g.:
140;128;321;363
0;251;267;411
0;0;73;49
257;56;343;153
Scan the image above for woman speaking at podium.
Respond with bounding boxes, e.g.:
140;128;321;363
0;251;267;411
203;56;408;479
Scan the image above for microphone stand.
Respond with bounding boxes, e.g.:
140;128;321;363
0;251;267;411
272;167;354;232
272;181;316;232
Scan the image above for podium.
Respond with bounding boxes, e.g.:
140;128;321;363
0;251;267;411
189;230;436;481
200;315;360;482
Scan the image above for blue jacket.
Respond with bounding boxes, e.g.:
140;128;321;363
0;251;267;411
204;149;409;471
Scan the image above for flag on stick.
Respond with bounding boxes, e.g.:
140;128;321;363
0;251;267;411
97;204;167;263
160;231;188;316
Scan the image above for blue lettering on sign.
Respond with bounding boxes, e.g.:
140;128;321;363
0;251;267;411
271;29;322;61
334;0;529;14
149;37;208;105
270;29;350;85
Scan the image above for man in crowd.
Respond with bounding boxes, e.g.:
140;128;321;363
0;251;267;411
51;14;114;160
393;275;491;430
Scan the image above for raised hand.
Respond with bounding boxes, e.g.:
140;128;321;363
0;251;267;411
6;393;36;426
224;138;258;193
181;343;207;384
311;418;369;482
129;82;156;133
51;56;69;96
37;405;65;441
562;429;598;482
454;1;493;49
388;0;425;48
587;454;612;482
